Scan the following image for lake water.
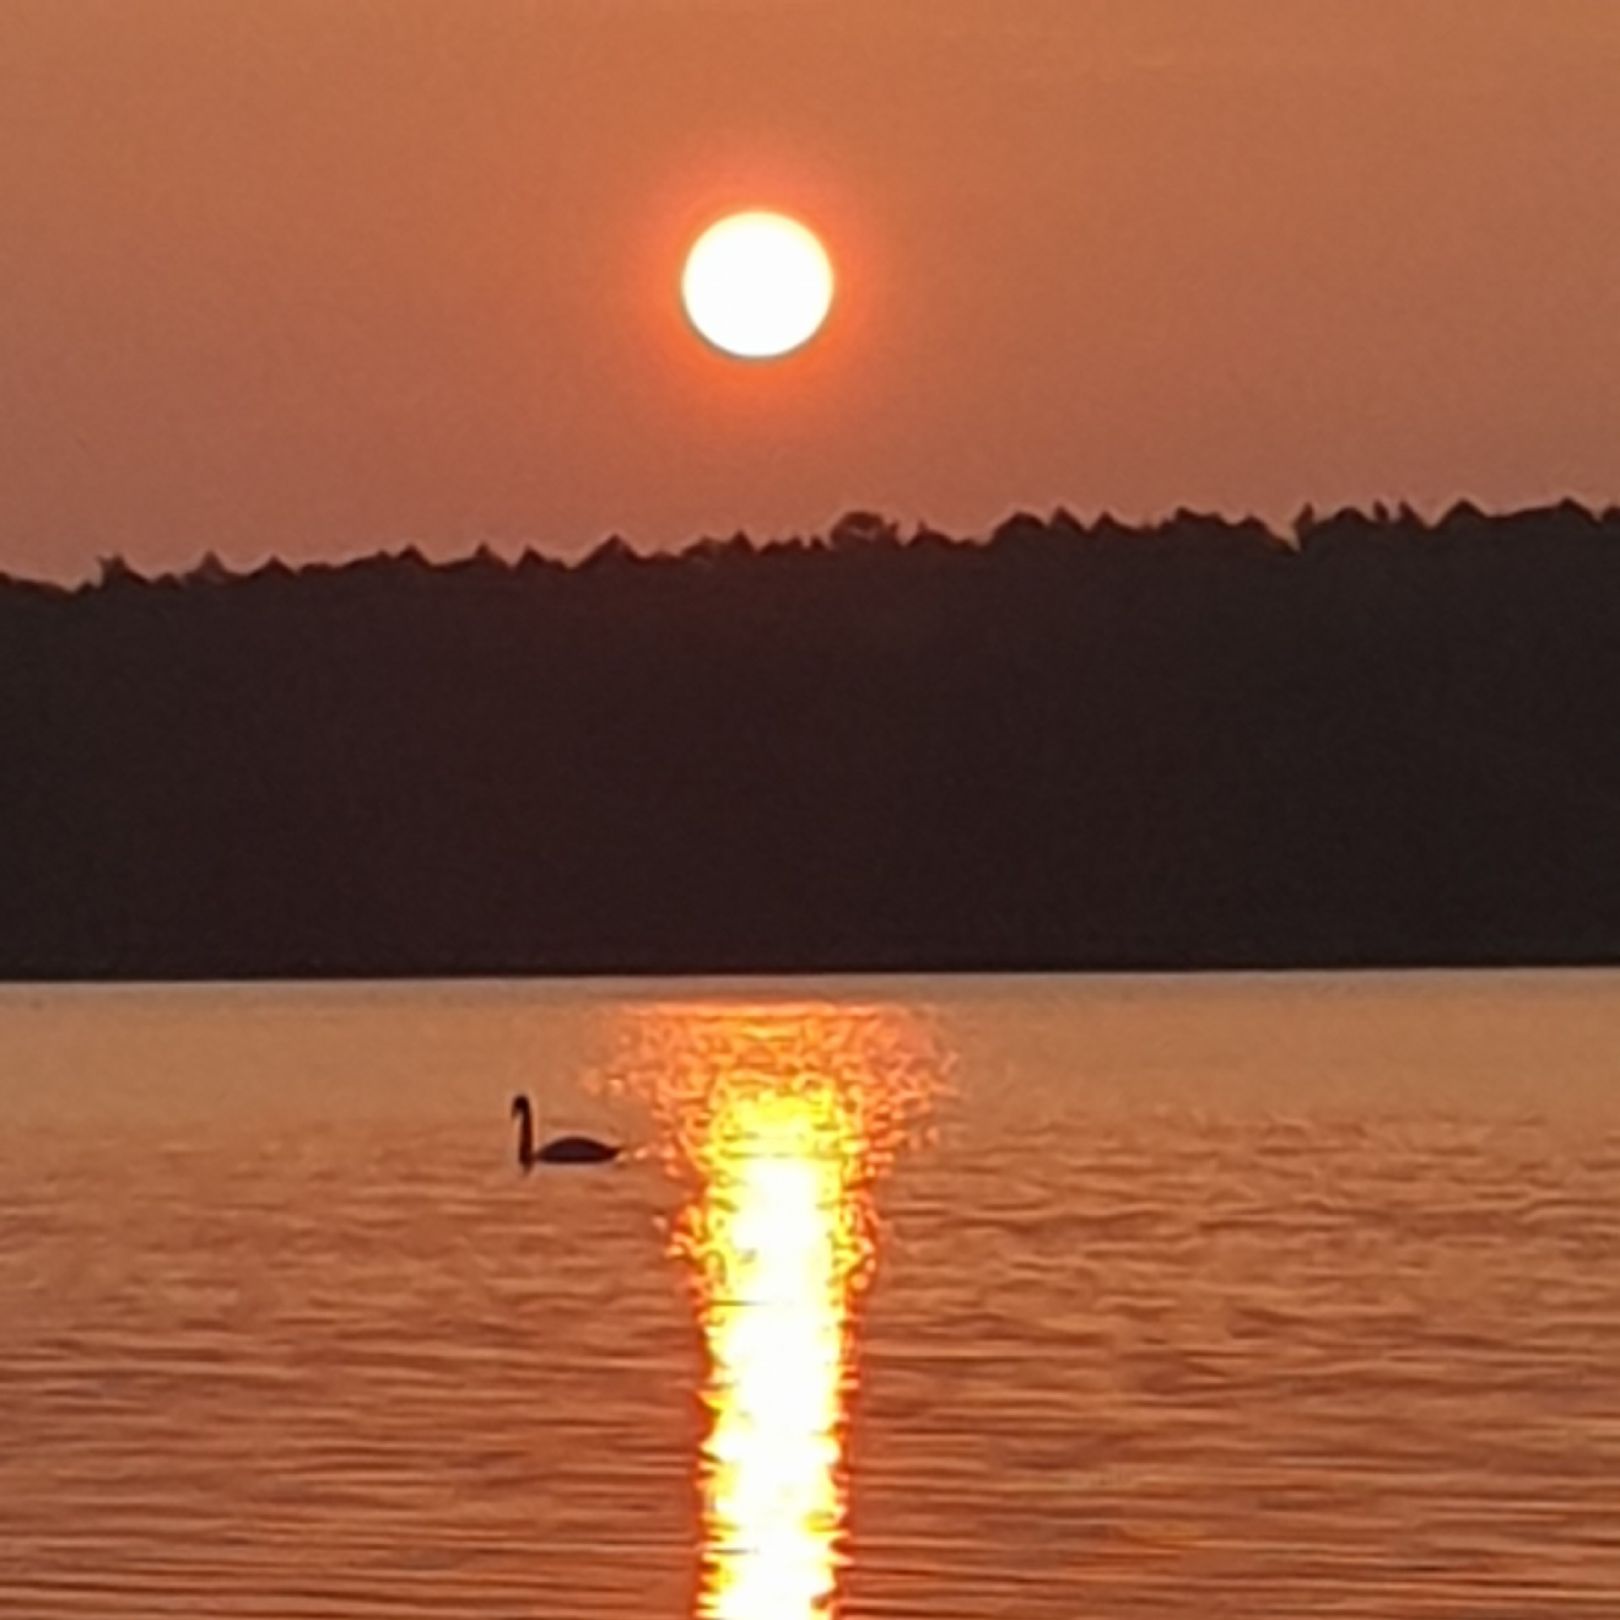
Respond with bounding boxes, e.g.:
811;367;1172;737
3;973;1619;1618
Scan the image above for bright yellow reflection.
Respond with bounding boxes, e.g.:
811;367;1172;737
698;1085;853;1618
602;1004;944;1620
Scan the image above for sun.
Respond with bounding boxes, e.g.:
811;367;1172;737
681;212;835;361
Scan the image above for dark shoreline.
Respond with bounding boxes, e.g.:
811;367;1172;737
7;500;1620;982
5;950;1620;987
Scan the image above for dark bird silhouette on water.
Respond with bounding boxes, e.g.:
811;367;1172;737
510;1093;621;1167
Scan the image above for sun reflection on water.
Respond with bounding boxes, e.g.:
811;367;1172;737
601;1004;944;1620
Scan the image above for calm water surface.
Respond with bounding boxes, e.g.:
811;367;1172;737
3;974;1619;1617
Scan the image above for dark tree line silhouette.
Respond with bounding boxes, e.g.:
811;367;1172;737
4;499;1620;978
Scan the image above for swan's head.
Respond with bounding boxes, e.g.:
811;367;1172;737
510;1094;531;1120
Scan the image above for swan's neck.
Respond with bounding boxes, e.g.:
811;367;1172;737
515;1100;535;1167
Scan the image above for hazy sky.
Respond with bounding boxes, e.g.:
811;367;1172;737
4;0;1619;579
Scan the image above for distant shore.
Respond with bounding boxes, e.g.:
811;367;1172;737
5;500;1619;982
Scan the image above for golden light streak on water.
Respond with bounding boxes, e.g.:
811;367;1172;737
599;1004;946;1620
696;1084;855;1619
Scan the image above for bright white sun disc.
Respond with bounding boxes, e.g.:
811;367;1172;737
682;212;835;360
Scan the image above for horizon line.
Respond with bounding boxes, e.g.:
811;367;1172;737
6;493;1620;595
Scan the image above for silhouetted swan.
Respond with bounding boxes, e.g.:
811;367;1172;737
510;1094;621;1167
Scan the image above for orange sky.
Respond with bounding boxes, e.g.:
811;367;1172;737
3;0;1618;580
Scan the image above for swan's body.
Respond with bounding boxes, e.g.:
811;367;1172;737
511;1094;621;1168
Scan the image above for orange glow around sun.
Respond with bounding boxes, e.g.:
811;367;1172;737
599;1003;945;1619
681;212;836;361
